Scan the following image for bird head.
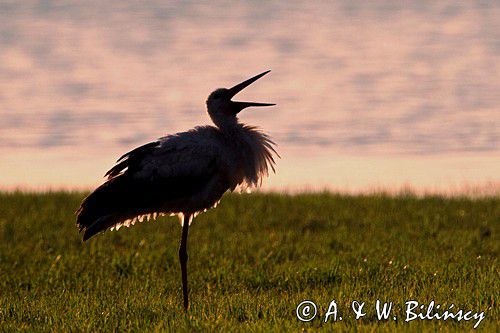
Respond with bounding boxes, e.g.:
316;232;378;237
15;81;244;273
206;70;275;125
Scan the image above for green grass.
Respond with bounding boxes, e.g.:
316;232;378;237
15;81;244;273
0;192;498;332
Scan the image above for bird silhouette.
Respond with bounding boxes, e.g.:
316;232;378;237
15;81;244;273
76;70;278;310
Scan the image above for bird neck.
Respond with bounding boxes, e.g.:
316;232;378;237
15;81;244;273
210;113;240;132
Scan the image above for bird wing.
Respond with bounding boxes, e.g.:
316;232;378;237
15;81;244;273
76;127;229;240
104;141;161;179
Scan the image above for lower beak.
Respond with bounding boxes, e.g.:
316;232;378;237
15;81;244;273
233;101;276;109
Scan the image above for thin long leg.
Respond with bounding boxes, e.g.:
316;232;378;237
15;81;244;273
179;214;190;311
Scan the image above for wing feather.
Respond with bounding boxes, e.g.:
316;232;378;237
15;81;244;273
77;127;227;240
105;141;161;178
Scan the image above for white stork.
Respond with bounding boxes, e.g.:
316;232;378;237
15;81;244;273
76;70;278;310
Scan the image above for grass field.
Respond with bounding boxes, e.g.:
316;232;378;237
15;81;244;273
0;192;498;332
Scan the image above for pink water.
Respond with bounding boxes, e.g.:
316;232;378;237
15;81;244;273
1;1;499;194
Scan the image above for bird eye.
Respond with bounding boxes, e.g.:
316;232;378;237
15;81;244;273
211;90;227;100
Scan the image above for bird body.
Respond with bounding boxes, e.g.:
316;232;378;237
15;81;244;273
77;123;276;239
76;70;277;310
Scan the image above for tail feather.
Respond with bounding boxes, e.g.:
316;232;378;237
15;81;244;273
82;215;122;241
77;176;134;240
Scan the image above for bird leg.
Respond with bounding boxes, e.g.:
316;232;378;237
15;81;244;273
179;214;190;311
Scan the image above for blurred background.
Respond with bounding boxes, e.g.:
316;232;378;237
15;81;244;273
1;1;499;194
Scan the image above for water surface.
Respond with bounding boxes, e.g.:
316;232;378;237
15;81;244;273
1;1;499;193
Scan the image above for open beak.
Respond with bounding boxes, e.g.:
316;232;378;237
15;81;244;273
227;70;275;113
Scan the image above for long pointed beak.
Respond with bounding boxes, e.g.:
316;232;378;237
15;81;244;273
227;70;271;98
227;70;275;113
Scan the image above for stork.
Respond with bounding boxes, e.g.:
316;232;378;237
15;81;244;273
76;70;278;310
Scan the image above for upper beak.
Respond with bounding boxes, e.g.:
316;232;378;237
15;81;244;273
227;70;275;112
